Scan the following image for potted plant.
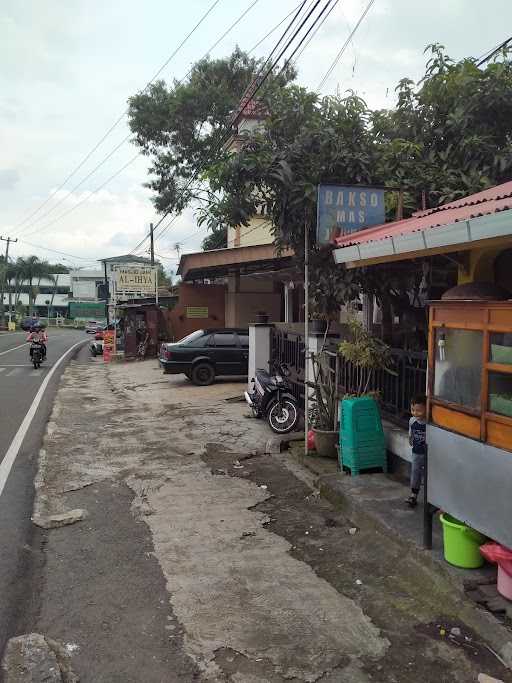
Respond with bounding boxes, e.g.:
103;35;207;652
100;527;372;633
308;350;338;458
337;318;395;475
309;247;360;336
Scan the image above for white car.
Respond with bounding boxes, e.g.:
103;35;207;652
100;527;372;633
85;320;101;334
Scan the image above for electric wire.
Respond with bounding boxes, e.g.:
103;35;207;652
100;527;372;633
132;0;332;256
25;154;140;237
17;0;265;239
130;0;315;253
292;0;340;64
12;0;223;231
316;0;375;91
476;36;512;66
16;239;99;262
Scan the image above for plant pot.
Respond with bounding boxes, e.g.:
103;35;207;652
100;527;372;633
255;312;269;324
310;319;327;334
312;428;338;458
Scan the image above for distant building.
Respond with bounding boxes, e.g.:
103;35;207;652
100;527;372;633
70;269;104;300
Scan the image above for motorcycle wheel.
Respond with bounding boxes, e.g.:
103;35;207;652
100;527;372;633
267;398;299;434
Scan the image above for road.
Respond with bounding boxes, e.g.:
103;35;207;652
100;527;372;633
0;328;88;657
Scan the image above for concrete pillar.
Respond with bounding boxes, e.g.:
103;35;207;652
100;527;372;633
284;283;291;323
248;324;273;389
362;294;374;331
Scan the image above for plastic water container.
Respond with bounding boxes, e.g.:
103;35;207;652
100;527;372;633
440;513;486;569
497;561;512;601
481;543;512;600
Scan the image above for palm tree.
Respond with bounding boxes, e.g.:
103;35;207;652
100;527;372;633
15;257;56;316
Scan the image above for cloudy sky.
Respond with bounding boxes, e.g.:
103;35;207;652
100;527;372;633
1;0;509;273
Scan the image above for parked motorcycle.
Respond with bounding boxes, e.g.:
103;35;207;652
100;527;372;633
245;362;299;434
31;341;44;369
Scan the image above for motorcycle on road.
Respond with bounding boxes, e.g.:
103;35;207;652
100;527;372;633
245;362;300;434
30;341;44;369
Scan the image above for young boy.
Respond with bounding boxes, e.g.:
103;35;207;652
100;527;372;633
406;394;427;508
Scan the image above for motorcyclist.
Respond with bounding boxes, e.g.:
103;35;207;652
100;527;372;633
27;323;48;359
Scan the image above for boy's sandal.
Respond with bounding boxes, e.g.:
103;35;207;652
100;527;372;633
405;494;417;507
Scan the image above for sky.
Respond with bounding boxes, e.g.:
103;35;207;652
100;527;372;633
1;0;510;274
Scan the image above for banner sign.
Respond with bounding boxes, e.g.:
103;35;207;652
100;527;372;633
113;266;157;295
316;185;386;244
186;306;209;319
103;330;115;363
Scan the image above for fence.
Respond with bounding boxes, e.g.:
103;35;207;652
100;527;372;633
269;324;427;427
335;347;427;428
271;325;306;406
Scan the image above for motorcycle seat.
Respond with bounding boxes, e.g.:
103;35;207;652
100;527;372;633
255;369;274;386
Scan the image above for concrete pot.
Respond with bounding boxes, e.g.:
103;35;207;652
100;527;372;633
313;428;338;458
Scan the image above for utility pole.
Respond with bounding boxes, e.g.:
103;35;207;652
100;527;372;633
0;236;17;329
149;223;155;266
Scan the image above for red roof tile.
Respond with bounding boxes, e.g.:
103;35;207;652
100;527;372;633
335;180;512;248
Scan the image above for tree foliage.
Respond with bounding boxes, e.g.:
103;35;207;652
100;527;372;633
128;44;512;313
128;48;295;215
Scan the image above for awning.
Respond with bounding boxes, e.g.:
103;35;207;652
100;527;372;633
178;243;294;281
333;181;512;268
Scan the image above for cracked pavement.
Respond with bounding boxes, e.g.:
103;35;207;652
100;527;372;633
11;357;512;682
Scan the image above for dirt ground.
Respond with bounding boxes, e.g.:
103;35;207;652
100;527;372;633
14;356;512;682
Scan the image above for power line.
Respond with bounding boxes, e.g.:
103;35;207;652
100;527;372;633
16;239;98;262
133;0;332;257
22;154;140;238
131;1;313;254
12;0;223;231
16;134;132;237
476;36;512;67
274;0;337;79
317;0;376;91
292;0;340;64
17;0;265;240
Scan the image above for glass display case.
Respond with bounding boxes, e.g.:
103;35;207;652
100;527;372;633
428;300;512;451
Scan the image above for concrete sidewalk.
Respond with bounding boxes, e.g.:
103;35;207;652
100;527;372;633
4;357;512;682
290;446;512;669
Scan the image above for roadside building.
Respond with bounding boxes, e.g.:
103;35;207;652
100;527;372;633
171;99;304;340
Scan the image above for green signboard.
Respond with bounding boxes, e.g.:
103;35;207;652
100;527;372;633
69;302;106;320
186;306;209;319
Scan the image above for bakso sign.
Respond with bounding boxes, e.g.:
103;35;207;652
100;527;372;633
316;185;385;244
114;266;157;294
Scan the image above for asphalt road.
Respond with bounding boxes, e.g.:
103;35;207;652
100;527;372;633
0;328;88;658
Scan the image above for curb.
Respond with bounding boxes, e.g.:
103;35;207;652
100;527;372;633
316;471;512;669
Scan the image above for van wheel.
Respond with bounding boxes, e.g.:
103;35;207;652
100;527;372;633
191;363;215;386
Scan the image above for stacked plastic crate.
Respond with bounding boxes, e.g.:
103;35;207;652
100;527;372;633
339;396;387;475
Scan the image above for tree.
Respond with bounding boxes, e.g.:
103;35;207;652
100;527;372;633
48;263;70;274
129;45;512;331
15;257;56;315
155;261;173;289
202;225;227;251
127;48;295;240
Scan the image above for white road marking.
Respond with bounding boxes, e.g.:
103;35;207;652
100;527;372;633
0;340;86;498
0;343;27;357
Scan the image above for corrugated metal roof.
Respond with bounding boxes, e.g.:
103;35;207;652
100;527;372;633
335;180;512;248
